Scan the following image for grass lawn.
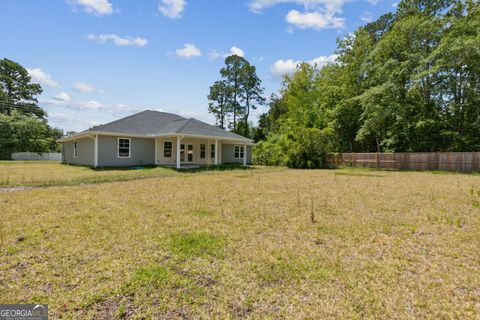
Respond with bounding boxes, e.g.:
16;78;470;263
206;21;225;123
0;161;180;188
0;165;479;318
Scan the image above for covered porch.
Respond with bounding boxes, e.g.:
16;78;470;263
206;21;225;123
154;135;252;169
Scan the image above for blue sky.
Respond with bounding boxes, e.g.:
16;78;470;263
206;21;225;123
1;0;396;132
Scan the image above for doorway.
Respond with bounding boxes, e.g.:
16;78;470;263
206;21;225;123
180;144;194;163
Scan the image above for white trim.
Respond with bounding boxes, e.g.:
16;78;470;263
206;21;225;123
94;135;98;167
243;143;247;166
214;139;218;165
73;140;78;158
117;137;131;159
154;138;158;164
176;136;182;169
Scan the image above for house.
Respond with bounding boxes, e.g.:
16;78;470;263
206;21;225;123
58;110;254;168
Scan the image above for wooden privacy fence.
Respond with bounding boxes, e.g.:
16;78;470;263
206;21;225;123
329;152;480;172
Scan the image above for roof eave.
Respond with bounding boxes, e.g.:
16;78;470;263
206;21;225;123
58;131;255;145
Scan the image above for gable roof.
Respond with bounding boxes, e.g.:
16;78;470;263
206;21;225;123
59;110;253;143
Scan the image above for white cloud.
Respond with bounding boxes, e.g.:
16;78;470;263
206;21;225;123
208;50;222;59
270;59;299;78
229;46;245;57
285;10;345;29
68;0;113;15
158;0;186;19
360;11;373;22
248;0;346;30
41;95;139;113
209;46;245;59
27;68;58;88
87;34;148;47
175;43;202;58
73;82;96;93
248;0;345;12
75;100;105;110
53;92;71;102
270;54;338;78
366;0;379;4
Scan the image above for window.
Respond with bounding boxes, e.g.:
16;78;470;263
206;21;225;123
187;144;193;162
118;138;130;158
200;144;206;159
180;144;185;162
164;141;172;158
211;144;215;159
234;145;244;159
73;141;78;157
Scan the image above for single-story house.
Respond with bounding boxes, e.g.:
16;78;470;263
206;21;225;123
58;110;254;168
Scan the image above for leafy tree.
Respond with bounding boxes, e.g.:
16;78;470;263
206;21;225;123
0;58;45;118
220;55;248;132
254;94;288;142
239;64;265;136
207;80;230;129
0;111;53;159
0;58;64;158
255;0;480;166
209;55;265;135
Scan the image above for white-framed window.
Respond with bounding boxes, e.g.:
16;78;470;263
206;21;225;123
73;141;78;157
118;138;131;158
211;144;215;159
200;144;206;159
164;141;172;158
234;145;244;159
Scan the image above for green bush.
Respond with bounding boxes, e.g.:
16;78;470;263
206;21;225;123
254;127;333;169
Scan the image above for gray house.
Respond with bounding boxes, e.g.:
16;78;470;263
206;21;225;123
59;110;254;168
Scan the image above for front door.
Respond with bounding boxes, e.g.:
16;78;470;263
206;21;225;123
180;144;194;163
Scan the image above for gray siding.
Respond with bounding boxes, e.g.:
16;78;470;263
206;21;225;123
62;137;94;166
98;136;155;167
221;144;253;164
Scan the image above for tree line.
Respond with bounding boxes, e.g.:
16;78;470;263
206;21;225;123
0;58;62;159
250;0;480;168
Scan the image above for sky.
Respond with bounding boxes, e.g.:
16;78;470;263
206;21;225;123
1;0;397;132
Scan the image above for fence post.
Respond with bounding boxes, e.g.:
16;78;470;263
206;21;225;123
376;152;380;168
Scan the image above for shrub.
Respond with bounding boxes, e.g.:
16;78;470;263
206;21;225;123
255;127;333;169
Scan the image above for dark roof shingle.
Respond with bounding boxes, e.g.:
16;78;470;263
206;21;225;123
87;110;250;141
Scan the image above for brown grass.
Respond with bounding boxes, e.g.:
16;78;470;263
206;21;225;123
0;161;177;187
0;166;479;319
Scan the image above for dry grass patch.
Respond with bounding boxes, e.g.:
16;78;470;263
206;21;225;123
0;166;479;318
0;161;177;187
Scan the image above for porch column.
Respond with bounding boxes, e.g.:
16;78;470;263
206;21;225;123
176;136;182;169
243;143;247;166
94;134;98;168
154;138;158;165
214;139;218;165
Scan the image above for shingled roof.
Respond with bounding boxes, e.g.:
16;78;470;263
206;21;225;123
61;110;252;142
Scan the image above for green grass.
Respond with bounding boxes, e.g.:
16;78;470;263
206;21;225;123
169;232;226;258
0;165;479;318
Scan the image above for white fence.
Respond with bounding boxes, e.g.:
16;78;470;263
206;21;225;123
12;152;62;161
